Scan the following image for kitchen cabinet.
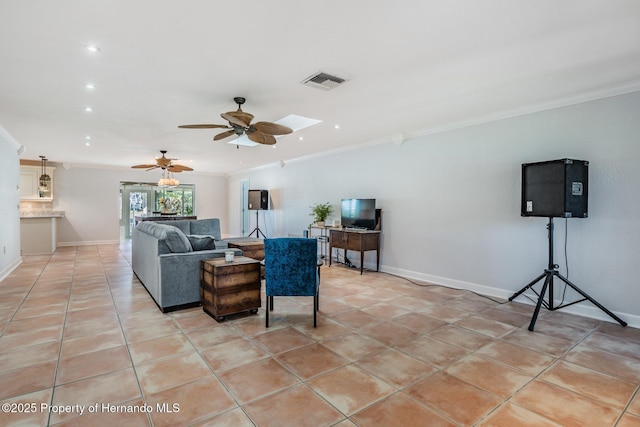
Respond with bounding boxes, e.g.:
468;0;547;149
19;165;55;201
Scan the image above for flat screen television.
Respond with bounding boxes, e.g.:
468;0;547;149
341;198;376;230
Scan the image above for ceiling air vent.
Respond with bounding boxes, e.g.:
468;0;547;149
301;72;347;91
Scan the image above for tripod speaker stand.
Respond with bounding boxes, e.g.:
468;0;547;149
248;210;266;238
247;189;268;238
509;218;627;331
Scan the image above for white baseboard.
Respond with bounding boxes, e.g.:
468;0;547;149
380;264;640;329
57;240;121;247
0;258;22;283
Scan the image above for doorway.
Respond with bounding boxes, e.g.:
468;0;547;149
120;184;154;239
119;182;196;239
240;179;249;236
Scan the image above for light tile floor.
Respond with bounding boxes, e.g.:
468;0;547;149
1;243;639;426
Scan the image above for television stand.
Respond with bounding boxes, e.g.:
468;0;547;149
329;229;381;274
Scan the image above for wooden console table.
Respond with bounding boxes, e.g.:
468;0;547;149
329;229;381;274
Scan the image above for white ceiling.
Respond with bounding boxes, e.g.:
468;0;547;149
1;1;639;175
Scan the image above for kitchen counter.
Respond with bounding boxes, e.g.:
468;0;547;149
20;212;65;255
20;210;65;218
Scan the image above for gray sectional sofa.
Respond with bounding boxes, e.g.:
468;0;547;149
132;218;242;312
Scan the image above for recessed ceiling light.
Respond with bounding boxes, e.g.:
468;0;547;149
272;145;277;149
85;45;101;53
298;136;304;141
85;83;95;90
334;124;340;129
84;106;93;112
85;136;91;140
85;142;91;146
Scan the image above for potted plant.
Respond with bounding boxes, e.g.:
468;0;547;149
310;202;333;226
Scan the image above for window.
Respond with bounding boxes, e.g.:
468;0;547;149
119;182;196;239
155;186;194;215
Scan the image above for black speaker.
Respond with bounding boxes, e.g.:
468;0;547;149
521;159;588;218
374;208;382;230
248;189;269;210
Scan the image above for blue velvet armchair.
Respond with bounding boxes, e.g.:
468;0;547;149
264;238;319;328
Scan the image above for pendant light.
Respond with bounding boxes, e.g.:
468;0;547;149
39;156;51;191
158;169;179;187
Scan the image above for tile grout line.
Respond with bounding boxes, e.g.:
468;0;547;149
3;242;639;426
102;243;155;427
48;246;77;427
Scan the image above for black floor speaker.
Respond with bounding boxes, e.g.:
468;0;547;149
248;189;269;210
521;159;588;218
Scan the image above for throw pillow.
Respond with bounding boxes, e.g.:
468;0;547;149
187;235;217;251
161;225;193;253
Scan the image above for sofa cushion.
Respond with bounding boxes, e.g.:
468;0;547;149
158;220;191;235
136;221;166;238
155;224;193;253
187;235;217;251
190;218;221;240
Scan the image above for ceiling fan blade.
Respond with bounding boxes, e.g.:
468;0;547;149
178;124;229;129
168;164;193;172
253;121;293;135
213;129;236;141
221;111;254;128
248;131;276;145
234;111;254;125
131;164;157;169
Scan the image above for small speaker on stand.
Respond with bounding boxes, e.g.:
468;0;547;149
248;190;268;238
521;158;588;218
511;159;626;330
248;190;269;210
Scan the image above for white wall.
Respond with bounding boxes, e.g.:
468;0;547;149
53;166;229;245
0;127;22;280
228;91;640;326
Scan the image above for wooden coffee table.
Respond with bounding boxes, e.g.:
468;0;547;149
227;239;264;260
200;256;261;322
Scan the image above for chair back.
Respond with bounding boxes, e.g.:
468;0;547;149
264;238;318;297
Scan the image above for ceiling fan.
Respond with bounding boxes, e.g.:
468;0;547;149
178;97;293;145
131;150;193;173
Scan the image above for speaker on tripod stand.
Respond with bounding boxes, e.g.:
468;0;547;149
521;158;589;219
510;159;626;330
248;190;268;238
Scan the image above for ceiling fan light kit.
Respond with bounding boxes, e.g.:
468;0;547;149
179;97;293;146
158;169;179;187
